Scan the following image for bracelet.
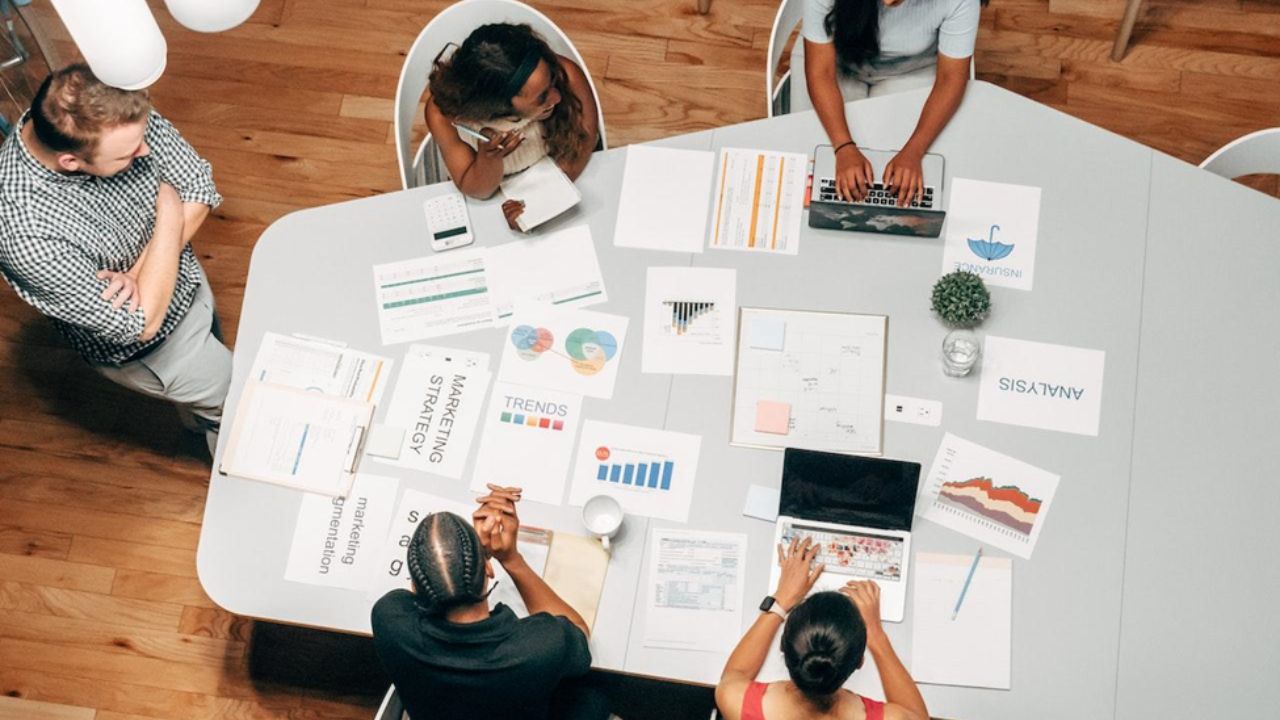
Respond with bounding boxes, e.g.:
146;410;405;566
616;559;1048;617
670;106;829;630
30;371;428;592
833;141;857;155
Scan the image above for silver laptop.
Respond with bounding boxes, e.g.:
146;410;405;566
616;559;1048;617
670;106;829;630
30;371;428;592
768;449;922;623
808;145;947;238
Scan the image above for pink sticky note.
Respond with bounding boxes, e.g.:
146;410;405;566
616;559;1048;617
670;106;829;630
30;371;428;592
755;400;791;435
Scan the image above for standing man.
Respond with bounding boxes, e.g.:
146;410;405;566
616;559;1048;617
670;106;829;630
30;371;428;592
0;64;228;455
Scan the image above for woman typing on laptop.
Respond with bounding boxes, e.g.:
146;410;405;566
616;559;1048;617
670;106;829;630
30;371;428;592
426;23;599;228
795;0;985;207
716;537;929;720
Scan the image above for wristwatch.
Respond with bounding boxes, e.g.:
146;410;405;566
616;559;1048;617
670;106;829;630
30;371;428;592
759;595;788;620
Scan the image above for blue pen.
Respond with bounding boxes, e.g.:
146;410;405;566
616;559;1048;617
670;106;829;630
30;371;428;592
951;547;983;620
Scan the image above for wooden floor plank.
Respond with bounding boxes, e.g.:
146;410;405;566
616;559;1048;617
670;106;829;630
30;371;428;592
0;581;183;633
0;695;95;720
0;609;244;667
0;553;116;594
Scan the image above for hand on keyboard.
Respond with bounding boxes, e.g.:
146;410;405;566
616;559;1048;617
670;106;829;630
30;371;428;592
884;148;925;207
835;144;875;202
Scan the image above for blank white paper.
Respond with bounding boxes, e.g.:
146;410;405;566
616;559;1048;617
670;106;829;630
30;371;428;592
613;145;715;253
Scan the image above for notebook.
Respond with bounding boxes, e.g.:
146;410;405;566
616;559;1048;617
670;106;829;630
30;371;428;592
500;156;582;232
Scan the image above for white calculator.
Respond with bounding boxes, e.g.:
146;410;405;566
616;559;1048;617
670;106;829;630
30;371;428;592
422;192;475;251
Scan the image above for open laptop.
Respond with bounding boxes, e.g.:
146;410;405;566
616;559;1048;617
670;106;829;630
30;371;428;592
808;145;947;238
768;448;922;623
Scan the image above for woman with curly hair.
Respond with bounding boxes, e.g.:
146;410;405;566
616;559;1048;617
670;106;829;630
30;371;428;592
425;23;599;228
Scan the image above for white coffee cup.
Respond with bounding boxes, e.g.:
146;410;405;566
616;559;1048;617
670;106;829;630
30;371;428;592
582;495;623;553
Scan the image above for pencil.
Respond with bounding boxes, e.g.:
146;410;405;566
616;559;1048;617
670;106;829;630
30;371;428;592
951;547;983;620
452;122;490;143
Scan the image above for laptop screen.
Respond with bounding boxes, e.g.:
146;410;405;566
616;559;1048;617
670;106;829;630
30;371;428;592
780;449;921;531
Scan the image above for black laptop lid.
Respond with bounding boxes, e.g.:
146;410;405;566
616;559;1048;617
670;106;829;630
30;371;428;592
780;449;921;531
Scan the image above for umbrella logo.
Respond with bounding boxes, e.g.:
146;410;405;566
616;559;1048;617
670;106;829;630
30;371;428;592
967;225;1014;261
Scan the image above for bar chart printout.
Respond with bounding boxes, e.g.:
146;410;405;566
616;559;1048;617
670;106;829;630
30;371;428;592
918;433;1061;559
642;267;738;376
372;249;497;345
569;421;702;523
709;147;807;255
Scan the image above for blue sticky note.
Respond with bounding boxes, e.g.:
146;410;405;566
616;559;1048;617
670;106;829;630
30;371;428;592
747;317;786;351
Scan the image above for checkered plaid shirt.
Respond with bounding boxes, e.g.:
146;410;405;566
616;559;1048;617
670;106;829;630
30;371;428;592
0;111;222;365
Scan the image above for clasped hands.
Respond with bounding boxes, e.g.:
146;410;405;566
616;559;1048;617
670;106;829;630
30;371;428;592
472;483;525;567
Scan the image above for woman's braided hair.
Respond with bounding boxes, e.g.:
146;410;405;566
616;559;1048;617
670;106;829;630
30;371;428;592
405;511;488;614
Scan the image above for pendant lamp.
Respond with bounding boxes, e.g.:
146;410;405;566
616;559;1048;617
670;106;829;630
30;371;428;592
48;0;167;90
163;0;261;33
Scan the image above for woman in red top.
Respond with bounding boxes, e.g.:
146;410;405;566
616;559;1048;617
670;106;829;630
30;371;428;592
716;537;929;720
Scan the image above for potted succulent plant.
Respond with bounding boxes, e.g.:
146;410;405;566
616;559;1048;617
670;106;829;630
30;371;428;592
931;270;991;328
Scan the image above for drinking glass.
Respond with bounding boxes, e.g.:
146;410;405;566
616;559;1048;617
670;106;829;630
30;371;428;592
942;329;981;377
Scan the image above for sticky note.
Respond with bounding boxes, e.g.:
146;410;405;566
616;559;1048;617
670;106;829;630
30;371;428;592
755;400;791;435
743;484;781;522
747;317;786;351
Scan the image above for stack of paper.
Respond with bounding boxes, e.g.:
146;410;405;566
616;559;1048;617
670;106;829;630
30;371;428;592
642;529;746;652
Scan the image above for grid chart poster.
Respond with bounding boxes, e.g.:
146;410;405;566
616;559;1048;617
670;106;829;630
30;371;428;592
918;433;1060;559
708;148;807;255
730;308;887;456
567;421;701;523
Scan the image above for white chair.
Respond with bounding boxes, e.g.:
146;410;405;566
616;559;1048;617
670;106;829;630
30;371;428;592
765;0;804;118
373;686;405;720
765;0;975;118
1200;128;1280;180
393;0;608;190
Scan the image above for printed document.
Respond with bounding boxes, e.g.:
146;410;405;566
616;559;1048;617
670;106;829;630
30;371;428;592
976;336;1106;437
643;529;747;652
374;344;491;479
221;382;373;497
372;249;496;345
641;267;737;376
708;148;807;255
486;225;607;321
613;145;715;253
498;304;629;400
918;433;1060;560
250;333;392;404
470;382;583;505
941;178;1042;291
284;474;399;590
911;552;1013;689
568;421;702;523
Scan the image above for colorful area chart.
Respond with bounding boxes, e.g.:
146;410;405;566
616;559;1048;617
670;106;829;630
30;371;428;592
511;324;618;376
935;477;1041;536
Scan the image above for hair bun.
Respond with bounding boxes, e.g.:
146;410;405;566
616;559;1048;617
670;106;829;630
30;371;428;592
797;652;837;686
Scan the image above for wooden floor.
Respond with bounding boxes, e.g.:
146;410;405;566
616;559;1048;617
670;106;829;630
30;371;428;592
0;0;1276;718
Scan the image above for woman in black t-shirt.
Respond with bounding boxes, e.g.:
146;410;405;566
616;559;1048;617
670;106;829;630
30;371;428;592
371;485;607;720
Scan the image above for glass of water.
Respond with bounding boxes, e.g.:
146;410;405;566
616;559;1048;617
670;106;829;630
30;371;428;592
942;329;981;377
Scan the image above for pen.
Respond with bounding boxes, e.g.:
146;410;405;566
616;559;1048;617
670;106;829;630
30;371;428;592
951;547;983;620
452;122;491;143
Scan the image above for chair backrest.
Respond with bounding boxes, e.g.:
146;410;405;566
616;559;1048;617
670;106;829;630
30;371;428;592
765;0;805;118
373;686;405;720
1200;128;1280;180
394;0;608;189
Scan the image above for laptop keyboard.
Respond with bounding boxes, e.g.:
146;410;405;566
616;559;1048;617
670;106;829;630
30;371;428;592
817;178;936;209
780;522;904;582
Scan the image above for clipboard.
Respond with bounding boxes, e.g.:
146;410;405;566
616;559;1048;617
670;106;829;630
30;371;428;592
219;380;373;497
